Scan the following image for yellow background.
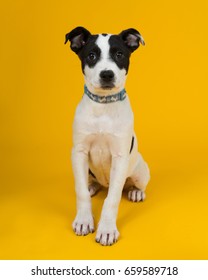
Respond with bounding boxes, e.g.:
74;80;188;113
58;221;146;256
0;0;208;259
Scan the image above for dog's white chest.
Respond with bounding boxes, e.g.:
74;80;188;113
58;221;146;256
73;95;134;186
89;133;111;186
87;115;119;187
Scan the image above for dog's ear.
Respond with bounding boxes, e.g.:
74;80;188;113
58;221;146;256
65;26;91;54
119;28;145;52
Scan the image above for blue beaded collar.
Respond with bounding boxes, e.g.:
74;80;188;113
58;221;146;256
84;85;126;104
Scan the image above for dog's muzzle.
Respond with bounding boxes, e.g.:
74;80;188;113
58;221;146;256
100;70;115;89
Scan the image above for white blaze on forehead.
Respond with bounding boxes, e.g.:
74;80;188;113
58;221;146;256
96;34;111;59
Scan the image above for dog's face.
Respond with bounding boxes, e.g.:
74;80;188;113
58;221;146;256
65;27;145;93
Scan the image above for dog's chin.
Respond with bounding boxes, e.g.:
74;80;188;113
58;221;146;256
85;81;122;95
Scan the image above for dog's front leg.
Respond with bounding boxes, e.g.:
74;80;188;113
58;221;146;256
96;154;129;245
72;147;94;235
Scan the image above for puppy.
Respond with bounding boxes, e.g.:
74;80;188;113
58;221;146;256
65;27;150;246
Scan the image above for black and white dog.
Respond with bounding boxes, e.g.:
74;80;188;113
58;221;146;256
65;27;150;246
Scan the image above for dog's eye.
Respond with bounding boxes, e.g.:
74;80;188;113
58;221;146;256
115;51;124;60
88;52;97;61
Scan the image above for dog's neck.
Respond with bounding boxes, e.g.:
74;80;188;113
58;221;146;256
84;85;126;104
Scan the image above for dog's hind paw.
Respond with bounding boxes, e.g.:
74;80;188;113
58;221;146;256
128;187;146;202
88;182;101;197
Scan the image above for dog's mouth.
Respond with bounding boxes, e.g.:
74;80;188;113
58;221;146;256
100;81;115;90
101;85;114;90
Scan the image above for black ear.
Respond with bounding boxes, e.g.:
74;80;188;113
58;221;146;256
65;26;91;54
119;28;145;52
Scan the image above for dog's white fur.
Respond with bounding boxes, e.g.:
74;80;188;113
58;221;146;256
72;35;150;245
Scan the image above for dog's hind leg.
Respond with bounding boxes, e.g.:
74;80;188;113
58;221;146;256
88;171;102;197
128;153;150;202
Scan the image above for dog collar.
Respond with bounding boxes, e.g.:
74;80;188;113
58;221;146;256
84;85;126;104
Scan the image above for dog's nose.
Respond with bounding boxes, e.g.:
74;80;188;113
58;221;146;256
100;70;115;82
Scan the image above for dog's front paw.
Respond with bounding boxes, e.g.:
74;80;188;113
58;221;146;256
95;222;119;246
128;188;146;202
72;211;94;236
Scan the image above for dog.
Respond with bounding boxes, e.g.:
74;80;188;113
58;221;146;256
65;26;150;246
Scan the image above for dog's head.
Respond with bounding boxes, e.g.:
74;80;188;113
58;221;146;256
65;27;145;94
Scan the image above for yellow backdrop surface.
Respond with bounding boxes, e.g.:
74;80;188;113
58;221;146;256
0;0;208;259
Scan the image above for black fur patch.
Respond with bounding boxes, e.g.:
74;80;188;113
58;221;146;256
89;169;96;179
109;35;132;74
129;136;134;154
77;35;100;73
